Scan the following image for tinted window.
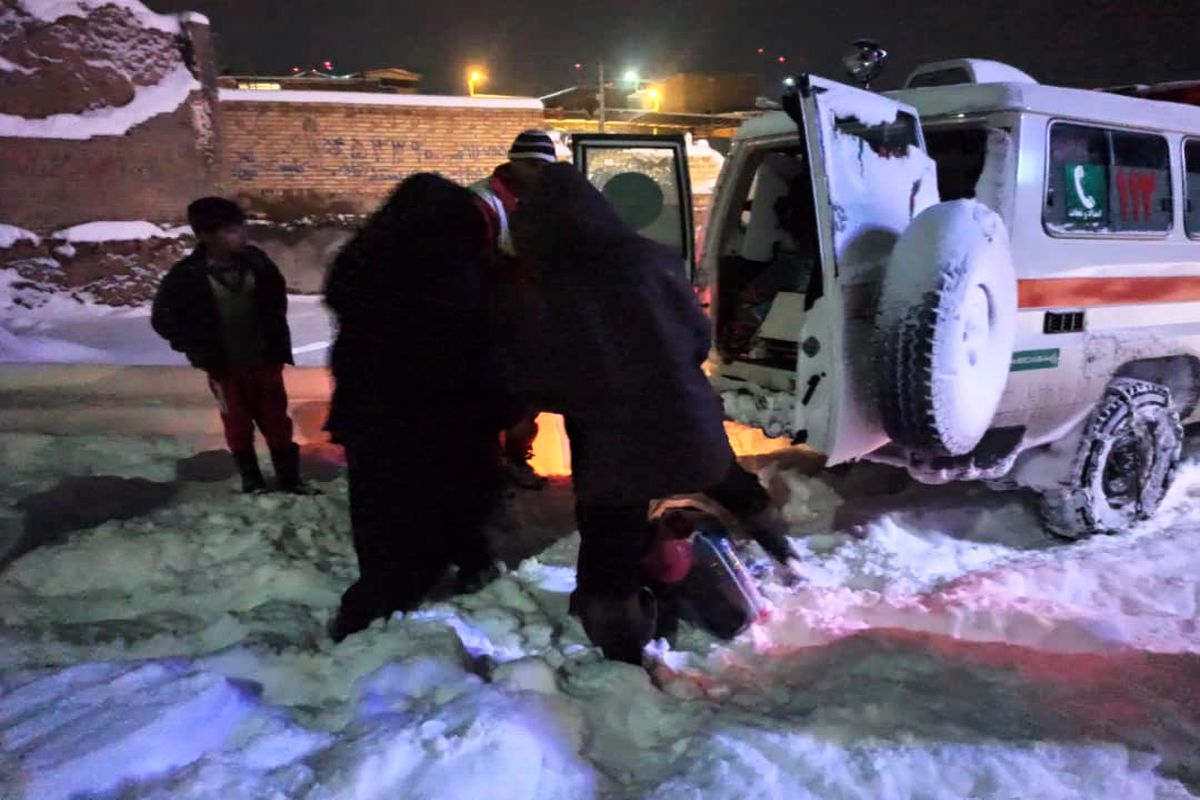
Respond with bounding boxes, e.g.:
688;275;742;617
1185;139;1200;238
835;112;921;158
924;127;989;201
580;146;687;259
1045;122;1172;235
1109;131;1171;233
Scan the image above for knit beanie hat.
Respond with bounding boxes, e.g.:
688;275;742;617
187;197;247;235
507;130;557;163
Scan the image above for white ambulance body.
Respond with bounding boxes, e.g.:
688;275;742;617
571;60;1200;538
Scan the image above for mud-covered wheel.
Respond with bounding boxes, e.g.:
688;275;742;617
1040;378;1183;539
878;200;1017;457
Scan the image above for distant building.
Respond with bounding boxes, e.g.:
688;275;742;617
218;67;421;94
1101;80;1200;107
541;72;761;146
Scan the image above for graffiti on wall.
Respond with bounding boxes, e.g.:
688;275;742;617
228;125;512;187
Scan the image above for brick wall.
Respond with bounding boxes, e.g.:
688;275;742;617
219;93;544;218
0;18;220;232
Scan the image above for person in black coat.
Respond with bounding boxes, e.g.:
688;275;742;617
151;197;311;494
324;173;518;642
506;164;796;663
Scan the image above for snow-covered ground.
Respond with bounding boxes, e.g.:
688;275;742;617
0;285;333;366
1;426;1198;799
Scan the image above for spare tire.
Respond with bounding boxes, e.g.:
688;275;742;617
877;200;1017;456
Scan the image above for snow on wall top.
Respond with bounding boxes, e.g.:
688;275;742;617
0;224;41;248
16;0;188;33
177;11;209;26
0;63;199;139
218;88;544;111
50;220;192;242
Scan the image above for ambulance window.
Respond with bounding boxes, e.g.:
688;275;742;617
1045;122;1172;236
924;127;989;201
1045;123;1108;233
1185;139;1200;238
1109;131;1171;233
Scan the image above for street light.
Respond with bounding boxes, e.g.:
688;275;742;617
623;69;639;87
646;86;661;111
467;68;487;96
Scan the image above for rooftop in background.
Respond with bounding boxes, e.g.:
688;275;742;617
541;72;760;143
543;72;760;116
217;67;422;94
1099;80;1200;108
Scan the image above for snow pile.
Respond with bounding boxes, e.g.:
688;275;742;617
0;225;40;249
1;661;261;800
0;431;1197;797
0;62;200;140
50;221;192;243
0;1;207;140
686;134;725;195
14;0;188;34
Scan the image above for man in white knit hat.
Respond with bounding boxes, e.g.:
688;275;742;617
472;130;559;490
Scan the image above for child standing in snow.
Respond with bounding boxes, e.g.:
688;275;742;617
151;197;312;495
324;173;518;642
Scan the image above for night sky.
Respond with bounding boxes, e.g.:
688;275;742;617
145;0;1200;98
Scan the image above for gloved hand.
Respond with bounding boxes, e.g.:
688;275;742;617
740;506;800;566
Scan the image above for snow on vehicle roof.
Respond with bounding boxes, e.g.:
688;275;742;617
734;76;909;143
889;81;1200;132
905;59;1037;88
0;63;199;140
218;89;544;110
15;0;195;33
734;110;800;142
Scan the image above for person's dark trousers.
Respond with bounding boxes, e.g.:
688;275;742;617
571;499;659;664
335;439;450;639
701;461;771;518
574;501;651;598
332;424;503;641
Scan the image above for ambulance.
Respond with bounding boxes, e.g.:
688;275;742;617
570;58;1200;538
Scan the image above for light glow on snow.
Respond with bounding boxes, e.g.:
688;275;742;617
0;429;1197;797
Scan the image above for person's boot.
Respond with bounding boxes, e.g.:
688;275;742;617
232;449;267;494
269;442;318;495
577;588;658;665
454;561;502;595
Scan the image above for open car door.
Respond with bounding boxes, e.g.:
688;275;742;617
571;133;696;280
709;76;937;462
789;75;939;462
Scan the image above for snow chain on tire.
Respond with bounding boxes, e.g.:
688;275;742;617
1040;378;1183;539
